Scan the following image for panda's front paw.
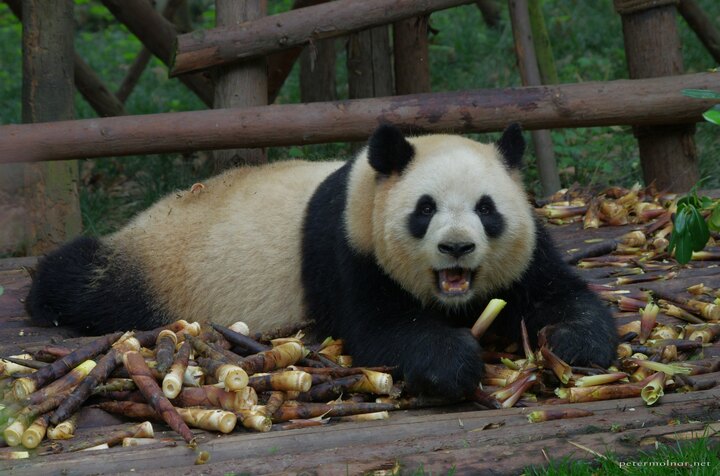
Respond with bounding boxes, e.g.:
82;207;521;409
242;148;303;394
544;323;617;368
401;329;483;400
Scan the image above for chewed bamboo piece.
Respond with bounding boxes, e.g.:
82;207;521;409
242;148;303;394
123;351;195;445
174;386;257;412
470;299;507;339
20;414;50;448
163;340;191;399
248;371;312;392
527;408;594;423
47;414;79;440
197;357;248;391
154;329;178;374
66;421;154;453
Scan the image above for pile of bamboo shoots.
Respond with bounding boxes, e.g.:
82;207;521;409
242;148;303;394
0;321;401;460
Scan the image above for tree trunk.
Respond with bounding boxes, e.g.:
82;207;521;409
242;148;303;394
21;0;81;254
212;0;268;169
615;0;699;191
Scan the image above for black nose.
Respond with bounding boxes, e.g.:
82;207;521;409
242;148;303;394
438;242;476;258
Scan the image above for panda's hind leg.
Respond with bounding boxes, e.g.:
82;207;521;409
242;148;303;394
26;236;169;335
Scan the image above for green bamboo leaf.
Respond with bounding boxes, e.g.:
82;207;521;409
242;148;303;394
673;208;689;235
688;207;710;251
674;234;693;264
0;285;3;297
703;108;720;125
710;205;720;232
682;89;720;99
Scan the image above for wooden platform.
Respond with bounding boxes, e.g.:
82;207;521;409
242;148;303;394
1;223;719;475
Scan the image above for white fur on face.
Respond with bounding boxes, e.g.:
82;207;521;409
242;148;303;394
368;135;537;306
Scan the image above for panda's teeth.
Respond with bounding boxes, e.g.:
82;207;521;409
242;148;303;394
438;269;471;295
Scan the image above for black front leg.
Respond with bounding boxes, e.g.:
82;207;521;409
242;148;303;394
341;312;484;400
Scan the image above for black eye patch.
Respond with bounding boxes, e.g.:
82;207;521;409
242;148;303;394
407;194;436;239
476;195;505;238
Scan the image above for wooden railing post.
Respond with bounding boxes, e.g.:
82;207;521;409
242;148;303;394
508;0;561;196
213;0;268;169
393;16;431;95
21;0;82;254
615;0;699;192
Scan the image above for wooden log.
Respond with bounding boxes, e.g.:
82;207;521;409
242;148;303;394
615;0;699;191
212;0;267;169
0;73;718;165
20;0;82;255
393;16;431;95
347;26;394;99
508;0;560;196
171;0;475;76
99;0;213;107
116;0;187;104
678;0;720;65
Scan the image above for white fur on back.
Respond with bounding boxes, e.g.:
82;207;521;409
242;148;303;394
106;160;343;332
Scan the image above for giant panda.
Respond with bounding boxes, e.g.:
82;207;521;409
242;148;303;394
26;124;617;399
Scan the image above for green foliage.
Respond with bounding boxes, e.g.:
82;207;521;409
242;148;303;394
525;437;720;476
669;181;720;264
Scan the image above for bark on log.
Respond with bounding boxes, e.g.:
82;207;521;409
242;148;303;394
212;0;267;169
21;0;82;254
678;0;720;65
509;0;560;196
99;0;213;107
616;1;699;192
394;16;431;95
172;0;475;76
0;73;717;165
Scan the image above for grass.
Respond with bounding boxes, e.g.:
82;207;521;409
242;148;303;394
525;437;720;476
0;0;719;234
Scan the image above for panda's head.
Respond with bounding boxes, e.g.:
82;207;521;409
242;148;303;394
345;124;537;308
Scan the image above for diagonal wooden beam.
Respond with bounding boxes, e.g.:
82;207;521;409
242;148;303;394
100;0;214;107
116;0;187;104
171;0;475;76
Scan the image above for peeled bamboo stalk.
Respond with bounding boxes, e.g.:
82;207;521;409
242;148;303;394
163;340;191;399
248;370;312;392
470;298;507;339
241;341;306;374
67;421;154;452
527;408;594;422
47;414;79;440
123;351;195;445
197;357;248;391
20;414;50;449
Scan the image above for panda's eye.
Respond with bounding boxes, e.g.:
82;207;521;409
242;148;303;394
476;197;495;216
476;204;491;215
420;203;436;216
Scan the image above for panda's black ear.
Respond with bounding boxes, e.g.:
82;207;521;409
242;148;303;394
496;123;525;170
367;124;415;175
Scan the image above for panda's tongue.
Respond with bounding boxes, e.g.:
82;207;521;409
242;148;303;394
439;268;471;294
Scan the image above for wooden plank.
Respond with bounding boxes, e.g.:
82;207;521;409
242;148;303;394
2;388;717;475
1;72;718;165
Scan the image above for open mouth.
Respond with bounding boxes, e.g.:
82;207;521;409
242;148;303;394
436;268;473;296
